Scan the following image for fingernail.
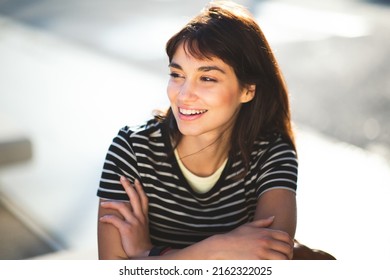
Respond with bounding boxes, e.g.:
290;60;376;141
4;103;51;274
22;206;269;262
120;176;126;182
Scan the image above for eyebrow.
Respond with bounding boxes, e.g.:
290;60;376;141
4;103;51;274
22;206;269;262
168;62;226;74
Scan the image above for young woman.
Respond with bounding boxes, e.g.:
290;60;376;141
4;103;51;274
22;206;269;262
97;1;297;260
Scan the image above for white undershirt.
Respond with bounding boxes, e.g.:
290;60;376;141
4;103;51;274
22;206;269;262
174;149;228;194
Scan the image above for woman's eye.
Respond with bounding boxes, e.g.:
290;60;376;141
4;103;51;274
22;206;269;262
169;72;182;79
201;76;217;82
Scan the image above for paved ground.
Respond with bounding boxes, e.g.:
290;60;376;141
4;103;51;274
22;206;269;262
0;0;389;260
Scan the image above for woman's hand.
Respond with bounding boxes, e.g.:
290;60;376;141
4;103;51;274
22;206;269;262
99;176;152;258
212;216;294;260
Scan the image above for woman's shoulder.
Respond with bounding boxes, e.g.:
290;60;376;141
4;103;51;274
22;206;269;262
117;118;165;139
109;119;168;151
254;132;288;147
253;133;296;158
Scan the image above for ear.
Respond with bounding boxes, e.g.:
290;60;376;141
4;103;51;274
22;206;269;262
240;84;256;103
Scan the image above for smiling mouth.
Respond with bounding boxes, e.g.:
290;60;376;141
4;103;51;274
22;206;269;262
179;108;208;116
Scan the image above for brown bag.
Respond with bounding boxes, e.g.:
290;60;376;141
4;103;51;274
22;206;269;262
292;240;336;260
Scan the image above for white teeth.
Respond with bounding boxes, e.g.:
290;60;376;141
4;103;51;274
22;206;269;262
179;108;207;115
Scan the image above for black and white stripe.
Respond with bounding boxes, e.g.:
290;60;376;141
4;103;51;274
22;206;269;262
98;119;298;248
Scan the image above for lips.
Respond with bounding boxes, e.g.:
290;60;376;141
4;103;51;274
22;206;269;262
179;108;208;116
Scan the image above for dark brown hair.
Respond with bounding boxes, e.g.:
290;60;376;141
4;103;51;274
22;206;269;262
161;1;295;176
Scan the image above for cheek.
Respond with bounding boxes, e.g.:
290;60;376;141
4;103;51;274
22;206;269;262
210;90;241;109
167;82;178;102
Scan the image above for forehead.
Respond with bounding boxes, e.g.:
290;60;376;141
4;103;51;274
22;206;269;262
171;43;231;70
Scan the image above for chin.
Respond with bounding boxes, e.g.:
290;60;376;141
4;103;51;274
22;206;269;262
177;126;201;137
175;120;205;136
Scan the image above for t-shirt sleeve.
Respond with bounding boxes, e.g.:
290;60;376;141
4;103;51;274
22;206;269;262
256;138;298;198
97;127;140;201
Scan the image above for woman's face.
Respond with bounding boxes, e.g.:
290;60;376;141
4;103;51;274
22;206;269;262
167;43;255;139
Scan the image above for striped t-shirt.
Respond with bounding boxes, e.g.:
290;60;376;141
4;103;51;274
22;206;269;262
97;119;298;248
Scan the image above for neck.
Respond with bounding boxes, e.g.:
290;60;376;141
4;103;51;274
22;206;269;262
177;133;230;177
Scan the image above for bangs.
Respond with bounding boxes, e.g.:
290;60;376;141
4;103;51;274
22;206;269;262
181;36;215;61
166;22;229;63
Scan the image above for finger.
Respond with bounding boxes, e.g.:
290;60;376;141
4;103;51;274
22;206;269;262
265;231;294;258
268;239;294;260
256;236;293;260
260;227;294;249
100;201;134;222
264;248;291;260
133;179;149;216
100;214;139;246
121;176;144;219
251;216;275;228
272;230;294;248
99;214;128;231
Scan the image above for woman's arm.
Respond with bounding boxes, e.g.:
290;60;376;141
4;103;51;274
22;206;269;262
98;177;152;259
169;189;296;260
98;200;129;259
254;189;297;238
144;216;282;260
98;177;295;260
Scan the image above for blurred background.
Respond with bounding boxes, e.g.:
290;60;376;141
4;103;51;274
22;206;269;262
0;0;389;260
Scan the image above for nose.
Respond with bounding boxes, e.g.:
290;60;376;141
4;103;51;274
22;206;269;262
178;79;197;102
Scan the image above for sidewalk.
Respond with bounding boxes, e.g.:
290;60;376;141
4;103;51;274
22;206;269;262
0;2;389;261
